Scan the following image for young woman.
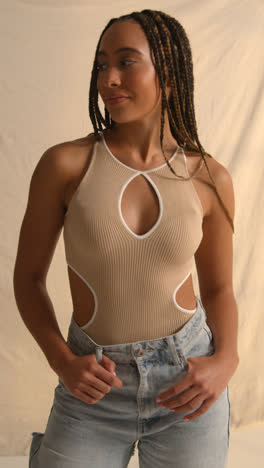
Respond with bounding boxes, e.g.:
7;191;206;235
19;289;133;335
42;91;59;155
14;9;239;468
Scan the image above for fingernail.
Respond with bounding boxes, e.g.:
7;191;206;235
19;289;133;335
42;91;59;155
156;398;161;402
113;371;116;376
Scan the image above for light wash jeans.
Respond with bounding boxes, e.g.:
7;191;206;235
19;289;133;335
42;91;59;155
29;296;230;467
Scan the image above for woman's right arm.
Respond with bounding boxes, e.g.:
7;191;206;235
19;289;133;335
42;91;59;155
13;143;75;375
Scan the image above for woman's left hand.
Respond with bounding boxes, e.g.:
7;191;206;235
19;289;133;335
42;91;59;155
156;353;239;421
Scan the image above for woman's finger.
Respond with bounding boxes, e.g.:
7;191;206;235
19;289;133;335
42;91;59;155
161;386;199;409
156;373;192;402
183;396;215;421
171;393;204;413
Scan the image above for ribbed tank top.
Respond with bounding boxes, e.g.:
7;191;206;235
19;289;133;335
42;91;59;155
63;131;204;345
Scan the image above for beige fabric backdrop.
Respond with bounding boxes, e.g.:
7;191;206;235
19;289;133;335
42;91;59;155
1;0;263;456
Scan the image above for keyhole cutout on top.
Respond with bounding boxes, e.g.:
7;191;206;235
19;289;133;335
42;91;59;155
119;173;162;237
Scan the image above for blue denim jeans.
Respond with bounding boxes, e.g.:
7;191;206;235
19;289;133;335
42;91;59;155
29;296;230;467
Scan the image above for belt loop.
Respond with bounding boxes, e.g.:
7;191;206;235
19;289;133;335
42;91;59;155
95;346;103;364
166;335;181;366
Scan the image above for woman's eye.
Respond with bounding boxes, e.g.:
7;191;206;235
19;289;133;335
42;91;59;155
96;60;134;71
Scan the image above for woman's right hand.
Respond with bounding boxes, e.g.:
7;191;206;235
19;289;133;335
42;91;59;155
58;353;123;405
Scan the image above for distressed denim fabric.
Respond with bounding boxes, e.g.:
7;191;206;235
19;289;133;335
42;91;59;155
29;296;230;467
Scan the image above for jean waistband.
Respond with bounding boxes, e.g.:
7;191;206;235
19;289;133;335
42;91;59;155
66;296;208;363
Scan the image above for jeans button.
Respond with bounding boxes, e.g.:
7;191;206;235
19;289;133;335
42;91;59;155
137;348;144;356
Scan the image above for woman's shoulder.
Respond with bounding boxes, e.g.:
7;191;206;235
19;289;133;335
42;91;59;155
44;133;99;211
184;147;234;220
43;133;98;180
50;132;98;158
184;147;232;186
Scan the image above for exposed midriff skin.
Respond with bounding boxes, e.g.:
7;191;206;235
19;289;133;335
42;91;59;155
64;131;214;328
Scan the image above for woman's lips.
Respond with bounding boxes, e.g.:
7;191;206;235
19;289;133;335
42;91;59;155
106;97;129;106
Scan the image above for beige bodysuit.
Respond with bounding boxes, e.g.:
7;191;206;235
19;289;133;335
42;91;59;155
63;131;203;345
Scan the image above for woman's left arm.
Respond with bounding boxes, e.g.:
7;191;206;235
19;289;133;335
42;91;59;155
195;159;239;366
155;161;239;419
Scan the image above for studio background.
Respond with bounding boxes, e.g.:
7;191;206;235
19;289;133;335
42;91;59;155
1;0;263;457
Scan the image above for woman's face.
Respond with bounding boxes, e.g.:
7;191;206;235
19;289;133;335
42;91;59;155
96;20;171;125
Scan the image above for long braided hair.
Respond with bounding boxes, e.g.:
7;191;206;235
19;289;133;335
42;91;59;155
88;9;234;233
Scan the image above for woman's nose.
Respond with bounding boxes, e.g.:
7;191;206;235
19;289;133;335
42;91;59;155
101;67;122;87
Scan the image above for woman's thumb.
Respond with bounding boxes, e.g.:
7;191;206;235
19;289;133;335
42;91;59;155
101;354;116;376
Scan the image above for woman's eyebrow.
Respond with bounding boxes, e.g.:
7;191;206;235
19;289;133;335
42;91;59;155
97;47;144;57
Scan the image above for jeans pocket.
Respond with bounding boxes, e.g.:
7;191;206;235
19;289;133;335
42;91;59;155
181;324;215;367
203;321;213;341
